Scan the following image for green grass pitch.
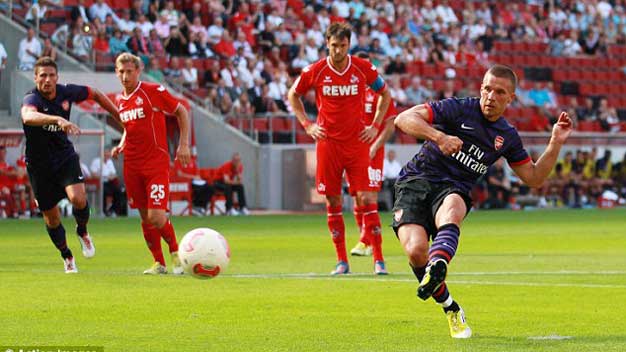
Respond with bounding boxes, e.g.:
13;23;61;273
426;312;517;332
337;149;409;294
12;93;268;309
1;208;626;351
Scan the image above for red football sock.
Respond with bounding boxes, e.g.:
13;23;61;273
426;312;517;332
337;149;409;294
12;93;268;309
363;203;384;262
158;219;179;253
141;222;165;265
20;198;26;213
353;205;369;245
327;205;347;262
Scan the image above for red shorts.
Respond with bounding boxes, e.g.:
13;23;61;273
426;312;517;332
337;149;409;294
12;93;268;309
124;165;170;209
316;139;369;196
347;145;385;194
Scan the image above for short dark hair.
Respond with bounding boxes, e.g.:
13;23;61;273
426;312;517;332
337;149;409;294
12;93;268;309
34;56;58;74
355;51;369;59
486;64;517;90
325;22;353;41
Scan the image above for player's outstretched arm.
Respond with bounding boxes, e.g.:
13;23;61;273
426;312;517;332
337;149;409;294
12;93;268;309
395;104;462;156
287;85;326;140
512;111;573;187
21;105;80;134
174;104;191;167
91;88;122;128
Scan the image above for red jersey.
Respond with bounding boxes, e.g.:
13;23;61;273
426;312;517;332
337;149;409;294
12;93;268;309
294;55;385;142
0;161;15;188
15;156;28;185
215;160;243;182
363;87;398;140
116;81;181;168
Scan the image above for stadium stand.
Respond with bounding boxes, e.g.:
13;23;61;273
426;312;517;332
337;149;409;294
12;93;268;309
4;0;626;145
3;0;626;211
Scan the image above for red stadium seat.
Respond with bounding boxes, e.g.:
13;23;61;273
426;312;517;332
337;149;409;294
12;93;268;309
95;53;115;71
521;55;540;67
595;71;612;82
40;23;58;36
577;120;600;132
539;55;556;67
111;0;129;9
526;42;548;53
191;88;208;99
552;56;567;68
552;69;567;82
580;70;595;81
295;131;314;144
192;58;204;70
46;9;67;20
253;118;268;131
511;42;526;52
422;64;437;77
493;41;513;53
203;58;218;70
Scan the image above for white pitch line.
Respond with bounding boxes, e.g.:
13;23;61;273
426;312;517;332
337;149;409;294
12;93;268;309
3;269;625;276
225;273;626;289
451;270;626;276
229;270;626;277
528;335;573;341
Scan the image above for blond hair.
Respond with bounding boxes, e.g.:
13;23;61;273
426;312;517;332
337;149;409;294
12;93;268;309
115;52;142;70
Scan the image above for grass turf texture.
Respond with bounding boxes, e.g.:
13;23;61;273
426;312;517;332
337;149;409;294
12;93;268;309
1;208;626;351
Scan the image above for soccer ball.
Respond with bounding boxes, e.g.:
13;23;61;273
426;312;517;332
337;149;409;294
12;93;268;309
178;228;230;279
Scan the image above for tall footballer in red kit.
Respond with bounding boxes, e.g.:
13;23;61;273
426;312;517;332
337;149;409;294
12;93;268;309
288;23;392;275
112;53;191;275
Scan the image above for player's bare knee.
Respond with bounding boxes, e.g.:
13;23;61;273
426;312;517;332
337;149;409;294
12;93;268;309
357;191;377;205
325;195;342;207
43;214;61;228
405;240;429;265
68;194;87;209
148;214;166;229
436;201;466;226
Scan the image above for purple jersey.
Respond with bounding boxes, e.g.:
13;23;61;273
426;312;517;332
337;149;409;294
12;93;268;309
398;97;531;194
22;84;91;168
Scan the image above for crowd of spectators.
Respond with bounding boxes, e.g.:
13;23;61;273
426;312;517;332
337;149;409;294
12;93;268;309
475;148;626;210
6;0;626;214
8;0;626;136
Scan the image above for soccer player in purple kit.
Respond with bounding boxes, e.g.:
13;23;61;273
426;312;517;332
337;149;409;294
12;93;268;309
392;65;572;338
21;57;121;273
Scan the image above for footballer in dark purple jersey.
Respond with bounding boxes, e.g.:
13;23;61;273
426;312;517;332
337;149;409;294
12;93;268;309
392;65;573;338
21;57;121;273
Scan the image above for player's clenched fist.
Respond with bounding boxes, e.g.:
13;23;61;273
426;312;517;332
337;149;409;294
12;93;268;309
551;111;573;145
58;119;80;135
436;134;463;155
